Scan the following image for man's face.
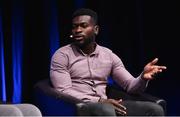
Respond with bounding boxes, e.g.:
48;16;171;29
71;15;98;47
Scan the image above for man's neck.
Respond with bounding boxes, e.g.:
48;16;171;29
80;42;96;55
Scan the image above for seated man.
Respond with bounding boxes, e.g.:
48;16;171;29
50;8;167;116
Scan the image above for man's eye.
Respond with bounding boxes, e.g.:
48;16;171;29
72;25;77;29
81;24;88;28
72;23;88;29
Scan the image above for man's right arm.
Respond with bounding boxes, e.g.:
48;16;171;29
50;51;72;92
50;51;83;97
50;51;95;102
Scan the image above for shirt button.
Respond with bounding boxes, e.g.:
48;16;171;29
92;87;96;92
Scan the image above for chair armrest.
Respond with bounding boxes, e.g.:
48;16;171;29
106;85;166;114
34;79;83;104
33;79;83;115
135;93;167;113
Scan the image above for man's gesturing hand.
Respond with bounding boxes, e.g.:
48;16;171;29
143;58;167;80
99;98;127;115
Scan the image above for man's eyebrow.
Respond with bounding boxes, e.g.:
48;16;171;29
73;22;88;25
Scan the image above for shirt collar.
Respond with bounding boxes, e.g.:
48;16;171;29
72;43;100;56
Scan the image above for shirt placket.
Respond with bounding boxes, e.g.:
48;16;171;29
87;56;97;93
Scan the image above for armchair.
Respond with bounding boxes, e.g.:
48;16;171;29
33;79;82;116
33;78;166;116
0;103;42;116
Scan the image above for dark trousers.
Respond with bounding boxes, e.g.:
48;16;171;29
107;86;165;116
77;102;116;116
122;100;164;116
77;87;164;116
77;101;164;116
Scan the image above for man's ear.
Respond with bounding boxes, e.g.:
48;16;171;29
94;25;99;35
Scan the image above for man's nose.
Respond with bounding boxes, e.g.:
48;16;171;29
75;26;82;33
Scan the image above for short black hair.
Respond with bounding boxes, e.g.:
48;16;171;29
72;8;98;24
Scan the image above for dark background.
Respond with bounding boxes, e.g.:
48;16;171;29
0;0;179;115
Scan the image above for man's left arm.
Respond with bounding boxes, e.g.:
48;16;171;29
110;53;167;94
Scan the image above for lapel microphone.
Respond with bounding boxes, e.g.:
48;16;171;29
70;35;73;38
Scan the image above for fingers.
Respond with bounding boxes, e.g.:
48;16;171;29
143;58;167;80
113;99;126;110
147;66;167;79
158;66;167;70
148;58;167;70
144;74;152;79
153;66;167;73
101;99;127;116
149;58;158;65
110;99;127;115
114;105;127;116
